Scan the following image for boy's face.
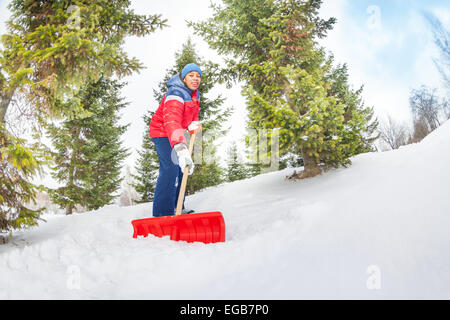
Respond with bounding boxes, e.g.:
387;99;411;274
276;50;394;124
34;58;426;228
183;71;201;90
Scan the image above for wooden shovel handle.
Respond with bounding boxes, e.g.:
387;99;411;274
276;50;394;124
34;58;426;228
175;132;196;215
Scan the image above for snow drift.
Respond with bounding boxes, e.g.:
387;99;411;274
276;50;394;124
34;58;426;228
1;120;450;299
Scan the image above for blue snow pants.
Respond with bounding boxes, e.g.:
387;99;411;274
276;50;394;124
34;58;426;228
152;137;185;217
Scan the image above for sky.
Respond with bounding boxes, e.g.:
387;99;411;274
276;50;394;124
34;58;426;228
319;0;449;123
1;0;449;185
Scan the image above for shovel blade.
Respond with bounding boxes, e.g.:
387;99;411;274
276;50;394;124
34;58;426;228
132;212;225;244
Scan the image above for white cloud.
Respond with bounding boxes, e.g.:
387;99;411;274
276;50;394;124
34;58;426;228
319;1;445;125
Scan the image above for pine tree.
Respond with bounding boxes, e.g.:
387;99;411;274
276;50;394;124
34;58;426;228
132;111;159;203
226;141;248;182
0;0;165;232
191;0;378;179
187;141;224;195
1;124;49;236
47;78;129;214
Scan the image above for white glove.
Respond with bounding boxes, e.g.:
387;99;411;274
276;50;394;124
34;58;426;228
173;143;194;175
188;121;201;134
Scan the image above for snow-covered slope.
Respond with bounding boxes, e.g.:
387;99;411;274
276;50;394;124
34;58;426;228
1;121;450;299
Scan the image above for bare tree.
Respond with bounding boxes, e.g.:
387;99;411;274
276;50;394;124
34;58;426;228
442;99;450;120
409;86;447;132
409;116;431;144
119;165;139;207
424;12;450;123
426;12;450;89
378;115;410;150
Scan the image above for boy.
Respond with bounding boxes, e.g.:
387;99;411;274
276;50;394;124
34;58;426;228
149;63;202;217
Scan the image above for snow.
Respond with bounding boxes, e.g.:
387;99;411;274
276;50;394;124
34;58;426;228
1;121;450;299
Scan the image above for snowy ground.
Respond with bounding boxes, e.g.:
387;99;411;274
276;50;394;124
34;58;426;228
1;121;450;300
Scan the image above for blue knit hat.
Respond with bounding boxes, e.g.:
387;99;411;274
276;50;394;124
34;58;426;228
181;63;202;80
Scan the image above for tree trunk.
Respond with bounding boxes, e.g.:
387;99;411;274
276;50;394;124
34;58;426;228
66;203;74;215
0;89;15;123
288;148;322;180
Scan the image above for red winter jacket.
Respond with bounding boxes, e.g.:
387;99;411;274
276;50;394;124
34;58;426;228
149;74;200;148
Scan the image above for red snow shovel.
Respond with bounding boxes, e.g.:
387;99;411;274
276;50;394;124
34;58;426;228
131;132;225;244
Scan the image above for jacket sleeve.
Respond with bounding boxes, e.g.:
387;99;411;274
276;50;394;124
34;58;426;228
163;90;187;148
